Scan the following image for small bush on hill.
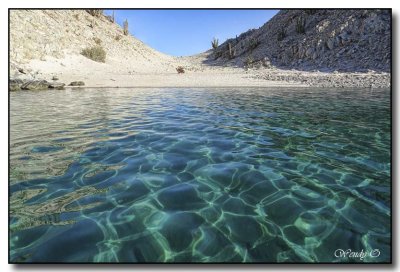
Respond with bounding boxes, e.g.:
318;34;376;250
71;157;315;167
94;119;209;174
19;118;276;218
176;66;185;74
296;17;306;34
277;27;287;41
211;38;219;50
244;55;254;67
93;37;102;45
81;46;106;63
248;38;260;51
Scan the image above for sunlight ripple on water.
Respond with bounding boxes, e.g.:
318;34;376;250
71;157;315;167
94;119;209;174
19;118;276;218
10;87;391;262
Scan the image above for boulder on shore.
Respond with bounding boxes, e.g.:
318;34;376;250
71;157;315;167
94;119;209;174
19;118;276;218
21;80;50;90
48;83;65;90
9;79;24;91
10;78;67;91
69;81;85;86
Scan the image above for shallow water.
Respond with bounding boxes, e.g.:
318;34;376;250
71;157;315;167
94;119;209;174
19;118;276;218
10;87;391;263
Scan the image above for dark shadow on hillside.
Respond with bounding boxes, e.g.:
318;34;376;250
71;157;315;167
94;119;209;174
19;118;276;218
202;10;392;74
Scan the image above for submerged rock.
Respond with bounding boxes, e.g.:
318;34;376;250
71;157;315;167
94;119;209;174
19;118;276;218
69;81;85;86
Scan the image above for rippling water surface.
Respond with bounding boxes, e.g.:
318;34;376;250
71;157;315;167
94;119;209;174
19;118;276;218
10;88;391;263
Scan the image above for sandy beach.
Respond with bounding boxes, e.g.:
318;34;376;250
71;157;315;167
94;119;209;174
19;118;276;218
13;53;389;89
23;55;308;88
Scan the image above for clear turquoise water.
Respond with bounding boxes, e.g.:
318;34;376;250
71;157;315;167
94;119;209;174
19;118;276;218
10;87;391;263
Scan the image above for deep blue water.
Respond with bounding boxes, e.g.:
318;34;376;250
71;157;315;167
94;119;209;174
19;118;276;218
10;87;391;263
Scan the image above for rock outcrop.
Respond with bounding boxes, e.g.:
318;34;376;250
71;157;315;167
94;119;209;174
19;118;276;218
209;9;390;73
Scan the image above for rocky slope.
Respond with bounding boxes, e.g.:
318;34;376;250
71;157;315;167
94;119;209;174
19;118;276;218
209;9;391;73
10;9;180;85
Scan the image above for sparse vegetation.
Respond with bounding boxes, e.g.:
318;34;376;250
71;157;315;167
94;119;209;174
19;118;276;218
296;16;306;34
123;19;129;36
214;51;223;60
115;34;122;41
248;38;260;51
227;43;235;59
106;16;113;23
73;14;79;20
81;46;106;63
277;27;287;41
211;37;219;50
176;66;185;74
86;10;103;17
93;37;102;45
244;55;254;67
106;11;115;23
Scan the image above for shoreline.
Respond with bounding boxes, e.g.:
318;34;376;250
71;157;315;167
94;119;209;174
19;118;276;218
61;84;389;90
9;72;390;91
10;54;390;91
10;60;390;91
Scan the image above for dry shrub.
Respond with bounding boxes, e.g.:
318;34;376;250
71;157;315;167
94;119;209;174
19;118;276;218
176;66;185;74
244;55;254;67
93;37;102;45
81;46;106;63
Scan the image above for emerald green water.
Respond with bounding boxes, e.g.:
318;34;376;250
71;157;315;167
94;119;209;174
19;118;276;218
10;87;391;263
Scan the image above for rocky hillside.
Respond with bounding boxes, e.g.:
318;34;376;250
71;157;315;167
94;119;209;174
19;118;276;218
9;9;390;89
10;10;178;74
209;9;390;73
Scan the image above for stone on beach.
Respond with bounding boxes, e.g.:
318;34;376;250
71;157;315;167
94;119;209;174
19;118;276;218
48;82;66;90
69;81;85;86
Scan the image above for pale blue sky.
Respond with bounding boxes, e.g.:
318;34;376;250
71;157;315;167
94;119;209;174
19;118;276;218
104;10;278;56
